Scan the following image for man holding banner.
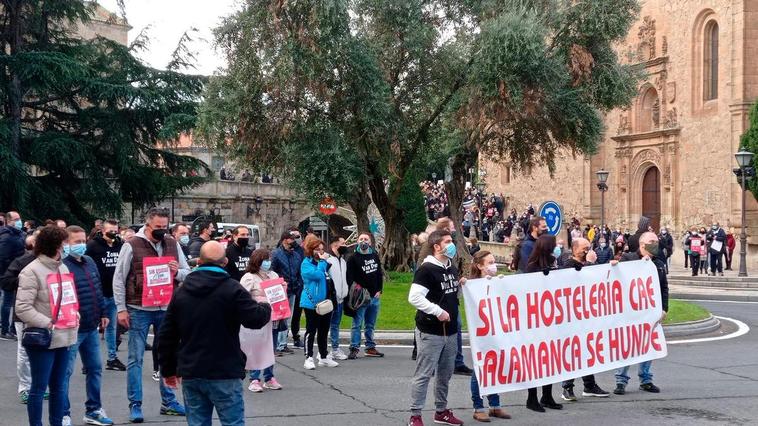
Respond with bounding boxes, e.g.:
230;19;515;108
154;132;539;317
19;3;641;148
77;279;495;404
613;232;669;395
407;230;465;426
461;234;668;413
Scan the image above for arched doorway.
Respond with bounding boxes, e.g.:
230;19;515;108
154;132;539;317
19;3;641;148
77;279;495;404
642;167;661;231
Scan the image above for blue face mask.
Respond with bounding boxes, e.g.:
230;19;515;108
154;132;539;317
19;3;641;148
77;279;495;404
14;220;23;230
261;260;272;271
179;235;190;246
444;242;457;259
67;243;86;258
553;246;562;258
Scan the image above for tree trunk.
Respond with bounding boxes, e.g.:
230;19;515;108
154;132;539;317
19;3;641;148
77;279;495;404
348;180;372;235
445;144;479;274
366;168;412;272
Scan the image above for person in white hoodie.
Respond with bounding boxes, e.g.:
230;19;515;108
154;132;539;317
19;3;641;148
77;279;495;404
326;237;349;361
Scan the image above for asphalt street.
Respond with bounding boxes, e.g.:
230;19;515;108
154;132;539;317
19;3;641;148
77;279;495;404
1;300;756;425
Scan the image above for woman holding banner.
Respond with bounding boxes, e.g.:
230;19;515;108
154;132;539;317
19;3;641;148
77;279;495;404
524;235;564;412
240;248;285;392
468;251;511;422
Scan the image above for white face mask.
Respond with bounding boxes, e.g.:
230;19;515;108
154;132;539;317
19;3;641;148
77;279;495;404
485;264;498;276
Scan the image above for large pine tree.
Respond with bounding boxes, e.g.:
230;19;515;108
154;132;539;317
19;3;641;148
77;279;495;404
0;1;208;224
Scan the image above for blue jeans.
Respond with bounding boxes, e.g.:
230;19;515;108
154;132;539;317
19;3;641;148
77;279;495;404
250;324;278;382
471;374;500;411
63;329;103;416
350;296;380;349
103;298;118;361
330;302;344;350
27;346;71;426
615;361;653;385
182;378;244;426
126;308;178;406
455;315;465;368
1;289;14;334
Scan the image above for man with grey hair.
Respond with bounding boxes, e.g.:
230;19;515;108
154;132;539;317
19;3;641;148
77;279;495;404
113;208;191;423
612;231;669;395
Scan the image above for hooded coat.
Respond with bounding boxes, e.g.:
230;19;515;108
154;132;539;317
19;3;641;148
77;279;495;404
157;266;271;380
627;216;651;253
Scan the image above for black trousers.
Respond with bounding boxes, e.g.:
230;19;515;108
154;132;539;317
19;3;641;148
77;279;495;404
562;375;596;390
527;384;555;402
291;290;303;340
691;254;700;275
684;250;689;268
709;252;723;274
303;308;332;359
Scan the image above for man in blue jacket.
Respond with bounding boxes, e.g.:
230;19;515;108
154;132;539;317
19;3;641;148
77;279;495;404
0;210;25;340
62;226;114;426
272;231;304;351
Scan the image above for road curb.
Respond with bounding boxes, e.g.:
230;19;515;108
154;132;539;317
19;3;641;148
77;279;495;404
671;291;758;302
663;315;721;338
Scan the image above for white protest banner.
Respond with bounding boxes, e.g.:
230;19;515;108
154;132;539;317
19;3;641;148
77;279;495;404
462;260;667;395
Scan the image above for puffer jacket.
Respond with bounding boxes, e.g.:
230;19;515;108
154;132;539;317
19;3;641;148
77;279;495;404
63;255;107;333
300;257;329;310
326;254;348;301
16;255;78;349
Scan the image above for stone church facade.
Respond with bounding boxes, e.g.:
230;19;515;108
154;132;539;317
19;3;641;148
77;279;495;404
484;1;758;266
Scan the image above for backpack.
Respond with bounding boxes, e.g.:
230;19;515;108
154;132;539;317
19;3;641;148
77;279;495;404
343;283;371;318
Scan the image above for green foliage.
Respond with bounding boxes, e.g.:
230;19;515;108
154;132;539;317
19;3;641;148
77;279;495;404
740;101;758;199
198;0;642;267
397;167;429;235
0;1;208;224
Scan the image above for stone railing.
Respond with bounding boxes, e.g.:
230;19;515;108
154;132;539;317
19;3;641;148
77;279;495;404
179;180;299;201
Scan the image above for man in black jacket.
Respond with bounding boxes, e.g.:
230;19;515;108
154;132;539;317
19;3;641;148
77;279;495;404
627;216;651;254
224;226;253;281
86;219;126;371
613;232;668;395
707;222;727;276
0;210;25;340
188;220;215;259
158;241;271;426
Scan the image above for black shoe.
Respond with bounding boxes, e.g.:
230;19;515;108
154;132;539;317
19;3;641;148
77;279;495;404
540;398;563;410
293;338;304;348
0;332;17;341
526;399;545;413
106;358;127;371
454;365;473;376
613;384;626;395
582;384;610;397
144;343;153;351
640;383;660;393
347;348;359;360
281;346;294;354
561;388;577;401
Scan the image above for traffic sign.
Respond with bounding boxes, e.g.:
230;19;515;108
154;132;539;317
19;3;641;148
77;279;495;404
539;201;563;236
319;197;337;215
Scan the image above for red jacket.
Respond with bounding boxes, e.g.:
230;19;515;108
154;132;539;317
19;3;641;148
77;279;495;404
727;234;736;251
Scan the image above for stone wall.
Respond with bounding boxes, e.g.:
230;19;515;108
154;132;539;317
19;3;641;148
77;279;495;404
484;0;758;269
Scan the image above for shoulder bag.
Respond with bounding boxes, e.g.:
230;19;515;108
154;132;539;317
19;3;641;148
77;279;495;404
22;269;64;349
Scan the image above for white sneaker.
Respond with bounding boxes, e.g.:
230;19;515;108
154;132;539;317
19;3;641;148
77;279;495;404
329;348;348;360
62;415;72;426
304;357;316;370
318;357;339;368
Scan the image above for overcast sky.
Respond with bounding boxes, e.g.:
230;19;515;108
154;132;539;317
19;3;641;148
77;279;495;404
98;0;239;75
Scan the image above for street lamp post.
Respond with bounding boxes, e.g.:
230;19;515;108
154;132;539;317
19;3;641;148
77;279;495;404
734;150;755;277
596;169;610;228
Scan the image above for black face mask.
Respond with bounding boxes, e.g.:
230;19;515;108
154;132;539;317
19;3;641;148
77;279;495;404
105;231;118;240
337;246;348;255
237;237;249;248
151;228;167;241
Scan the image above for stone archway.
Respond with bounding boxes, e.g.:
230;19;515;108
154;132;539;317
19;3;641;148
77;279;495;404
642;166;661;231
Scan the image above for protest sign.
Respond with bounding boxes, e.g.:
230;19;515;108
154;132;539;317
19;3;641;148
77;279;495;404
462;260;667;395
260;277;291;321
142;256;175;307
47;272;79;329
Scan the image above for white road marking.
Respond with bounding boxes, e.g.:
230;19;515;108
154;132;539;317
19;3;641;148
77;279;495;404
667;316;750;345
677;298;758;305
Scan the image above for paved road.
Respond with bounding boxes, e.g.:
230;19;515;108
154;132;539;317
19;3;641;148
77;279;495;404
1;300;756;425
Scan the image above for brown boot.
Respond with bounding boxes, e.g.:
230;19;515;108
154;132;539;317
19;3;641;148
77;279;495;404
489;408;512;419
473;411;491;422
